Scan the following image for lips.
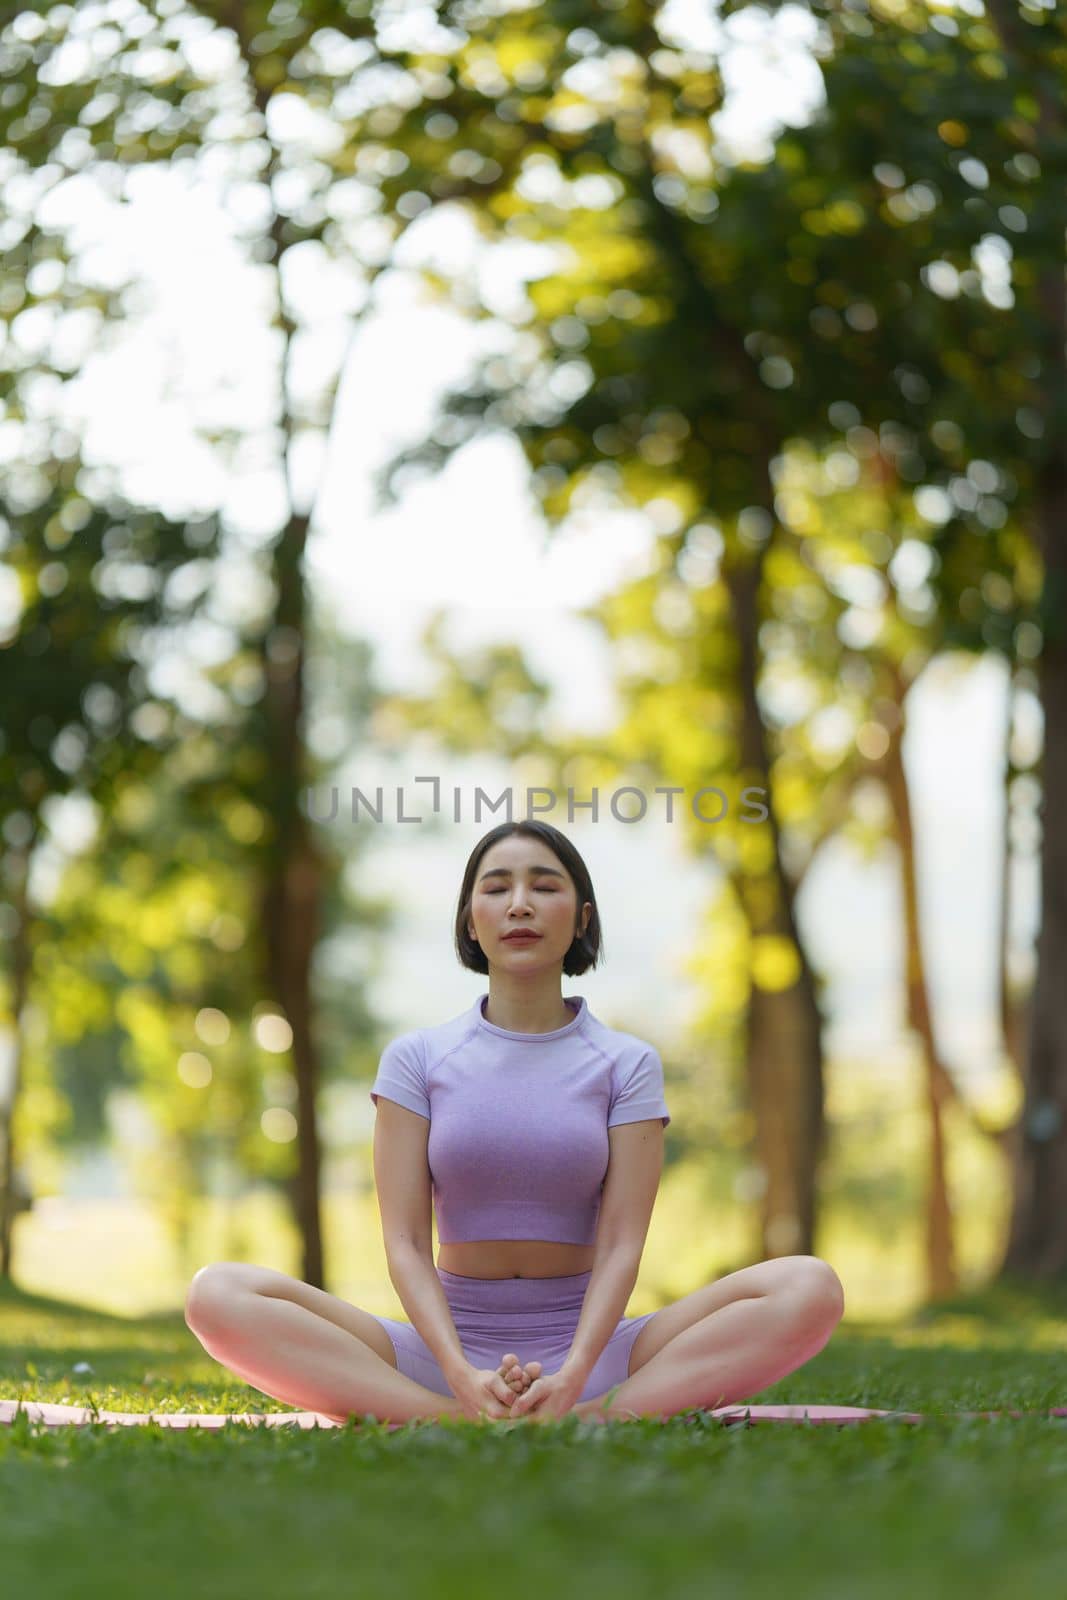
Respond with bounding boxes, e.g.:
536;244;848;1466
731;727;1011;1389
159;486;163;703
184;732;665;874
502;931;541;943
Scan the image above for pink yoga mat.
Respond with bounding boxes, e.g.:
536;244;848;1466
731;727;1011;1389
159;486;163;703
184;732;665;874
4;1399;1067;1431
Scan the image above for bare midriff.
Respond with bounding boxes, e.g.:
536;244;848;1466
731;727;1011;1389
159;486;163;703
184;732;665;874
436;1239;596;1279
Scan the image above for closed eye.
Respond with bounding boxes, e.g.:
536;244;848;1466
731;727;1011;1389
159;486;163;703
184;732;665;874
486;887;556;894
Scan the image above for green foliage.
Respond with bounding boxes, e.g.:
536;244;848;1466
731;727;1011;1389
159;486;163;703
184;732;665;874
353;0;1056;1124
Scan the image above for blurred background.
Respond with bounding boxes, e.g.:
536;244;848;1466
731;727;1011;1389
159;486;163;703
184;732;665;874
1;0;1063;1328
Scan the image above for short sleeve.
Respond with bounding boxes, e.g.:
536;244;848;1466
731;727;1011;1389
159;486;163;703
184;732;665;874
370;1031;429;1120
607;1045;670;1129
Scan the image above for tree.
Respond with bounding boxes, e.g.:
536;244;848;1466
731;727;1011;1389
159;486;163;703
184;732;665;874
357;0;1060;1290
1;0;402;1288
0;455;227;1276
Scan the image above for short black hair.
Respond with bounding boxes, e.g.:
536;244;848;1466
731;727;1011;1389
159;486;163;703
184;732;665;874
454;821;604;977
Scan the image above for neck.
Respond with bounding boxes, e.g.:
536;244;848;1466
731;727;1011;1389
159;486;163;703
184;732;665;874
482;974;576;1034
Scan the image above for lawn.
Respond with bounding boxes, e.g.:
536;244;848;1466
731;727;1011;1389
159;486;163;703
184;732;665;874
2;1273;1066;1600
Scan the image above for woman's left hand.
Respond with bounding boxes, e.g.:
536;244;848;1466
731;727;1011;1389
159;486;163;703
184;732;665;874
508;1367;586;1421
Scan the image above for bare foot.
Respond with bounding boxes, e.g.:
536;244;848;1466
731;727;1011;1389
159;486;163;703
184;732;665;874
420;1357;543;1425
499;1352;542;1397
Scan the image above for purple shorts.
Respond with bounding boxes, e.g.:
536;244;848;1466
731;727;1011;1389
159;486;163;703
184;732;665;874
370;1266;656;1405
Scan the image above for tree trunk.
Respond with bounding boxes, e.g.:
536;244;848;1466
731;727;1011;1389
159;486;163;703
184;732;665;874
725;544;827;1261
261;815;326;1289
1001;458;1067;1279
0;838;33;1281
257;496;326;1289
997;658;1031;1081
985;0;1067;1289
252;131;327;1289
882;667;957;1301
993;658;1030;1268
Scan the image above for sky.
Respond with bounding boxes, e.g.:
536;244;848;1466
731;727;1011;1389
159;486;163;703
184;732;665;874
26;0;1039;1102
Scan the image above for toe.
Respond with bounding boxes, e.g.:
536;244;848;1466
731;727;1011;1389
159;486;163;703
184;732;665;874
499;1353;525;1391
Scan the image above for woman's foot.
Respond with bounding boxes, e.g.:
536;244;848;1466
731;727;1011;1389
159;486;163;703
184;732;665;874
499;1352;541;1396
425;1356;542;1423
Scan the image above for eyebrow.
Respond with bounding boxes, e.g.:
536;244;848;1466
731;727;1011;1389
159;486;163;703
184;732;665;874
478;865;566;882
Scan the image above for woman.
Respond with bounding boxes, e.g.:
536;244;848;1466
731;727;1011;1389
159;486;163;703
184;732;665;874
185;820;845;1426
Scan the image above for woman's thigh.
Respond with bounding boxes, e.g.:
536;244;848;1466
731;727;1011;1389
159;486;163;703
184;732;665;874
185;1261;399;1369
625;1254;844;1378
577;1313;657;1401
371;1315;453;1394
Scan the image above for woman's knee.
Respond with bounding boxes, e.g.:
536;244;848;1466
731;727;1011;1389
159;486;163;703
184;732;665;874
786;1256;845;1323
185;1261;265;1329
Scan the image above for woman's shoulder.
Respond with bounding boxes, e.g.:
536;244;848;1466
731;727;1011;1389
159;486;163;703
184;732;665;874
387;1004;480;1073
582;1008;660;1064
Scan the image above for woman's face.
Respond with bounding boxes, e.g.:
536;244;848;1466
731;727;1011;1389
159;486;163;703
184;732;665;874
467;836;591;970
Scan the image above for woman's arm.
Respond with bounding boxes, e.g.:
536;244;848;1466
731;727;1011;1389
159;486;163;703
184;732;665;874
387;1242;470;1383
558;1246;641;1382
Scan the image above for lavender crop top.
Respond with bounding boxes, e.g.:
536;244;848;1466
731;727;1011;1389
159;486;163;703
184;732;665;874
369;992;671;1246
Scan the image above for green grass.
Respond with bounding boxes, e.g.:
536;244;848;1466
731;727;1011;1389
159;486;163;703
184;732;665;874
2;1274;1067;1600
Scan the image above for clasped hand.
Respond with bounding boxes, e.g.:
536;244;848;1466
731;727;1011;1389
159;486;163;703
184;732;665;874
508;1362;586;1421
455;1352;586;1422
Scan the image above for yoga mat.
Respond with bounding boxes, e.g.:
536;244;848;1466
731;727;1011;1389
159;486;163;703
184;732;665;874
3;1398;1067;1431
